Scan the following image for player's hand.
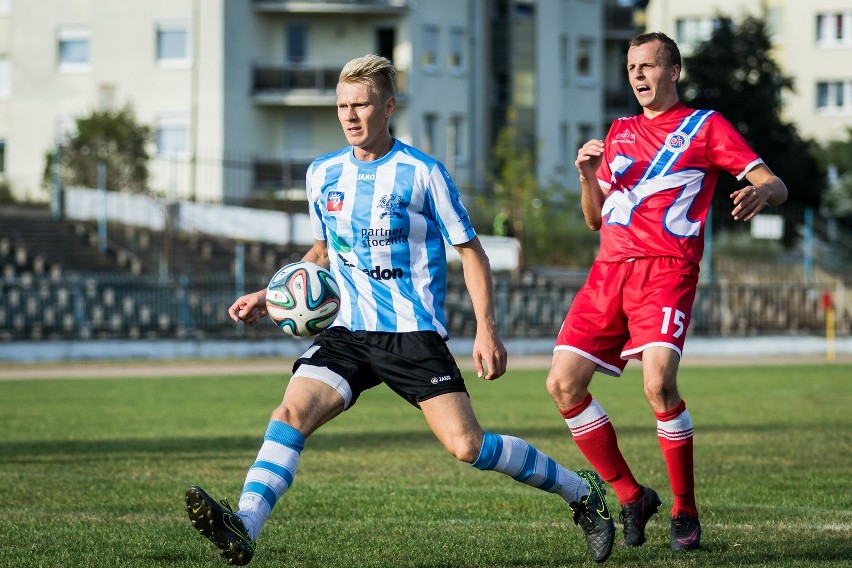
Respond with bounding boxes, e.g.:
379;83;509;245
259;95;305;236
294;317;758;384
228;290;268;325
575;139;604;179
730;185;769;222
472;328;507;381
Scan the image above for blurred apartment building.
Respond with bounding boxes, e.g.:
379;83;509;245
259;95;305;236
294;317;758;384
644;0;852;145
0;0;647;205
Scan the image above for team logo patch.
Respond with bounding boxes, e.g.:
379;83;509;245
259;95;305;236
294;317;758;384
327;191;344;212
378;194;405;219
665;132;691;153
613;129;636;145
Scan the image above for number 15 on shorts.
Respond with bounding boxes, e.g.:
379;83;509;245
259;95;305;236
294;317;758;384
661;306;686;338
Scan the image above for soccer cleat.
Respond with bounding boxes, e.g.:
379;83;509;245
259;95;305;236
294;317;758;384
670;513;701;551
570;469;616;563
185;485;256;566
619;486;662;546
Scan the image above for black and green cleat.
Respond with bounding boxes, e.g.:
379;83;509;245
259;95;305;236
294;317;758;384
570;469;616;563
185;485;256;566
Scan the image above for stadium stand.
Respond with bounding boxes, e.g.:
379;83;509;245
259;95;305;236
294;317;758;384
0;204;847;341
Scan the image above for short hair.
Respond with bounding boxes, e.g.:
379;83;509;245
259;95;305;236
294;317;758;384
630;32;682;69
338;54;397;100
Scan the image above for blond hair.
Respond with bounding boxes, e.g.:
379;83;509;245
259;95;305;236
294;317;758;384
338;54;397;100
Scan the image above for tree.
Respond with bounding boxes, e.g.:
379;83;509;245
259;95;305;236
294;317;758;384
679;16;824;245
44;105;152;193
468;107;599;268
820;128;852;222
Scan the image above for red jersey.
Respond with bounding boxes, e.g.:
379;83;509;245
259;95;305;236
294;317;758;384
596;102;762;265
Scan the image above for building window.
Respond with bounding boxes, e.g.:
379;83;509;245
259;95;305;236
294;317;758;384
157;22;190;67
0;140;6;175
156;116;190;158
448;27;464;72
449;115;464;164
675;16;731;53
58;29;90;71
286;23;308;64
559;121;569;166
577;123;594;150
816;13;852;46
816;80;851;113
0;56;10;99
766;7;783;44
576;38;595;84
423;113;438;155
559;34;569;87
422;25;439;70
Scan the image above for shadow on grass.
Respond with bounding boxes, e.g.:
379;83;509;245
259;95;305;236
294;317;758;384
0;420;835;463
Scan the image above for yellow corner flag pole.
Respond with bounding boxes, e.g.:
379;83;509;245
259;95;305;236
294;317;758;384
826;305;836;363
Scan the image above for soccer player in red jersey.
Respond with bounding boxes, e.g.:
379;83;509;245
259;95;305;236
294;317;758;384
545;32;788;551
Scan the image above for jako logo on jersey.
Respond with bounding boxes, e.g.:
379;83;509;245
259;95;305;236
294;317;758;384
327;191;344;212
430;375;453;384
357;173;376;181
379;194;405;219
665;132;691;153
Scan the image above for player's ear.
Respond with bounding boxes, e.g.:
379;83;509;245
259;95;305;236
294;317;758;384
671;63;681;83
385;96;396;118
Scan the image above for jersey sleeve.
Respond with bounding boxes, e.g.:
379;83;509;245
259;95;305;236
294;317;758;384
426;162;477;245
306;164;326;242
705;114;763;180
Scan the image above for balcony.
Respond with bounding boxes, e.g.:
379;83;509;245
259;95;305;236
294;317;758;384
253;0;412;15
252;65;338;105
252;64;408;106
253;159;312;193
605;5;637;39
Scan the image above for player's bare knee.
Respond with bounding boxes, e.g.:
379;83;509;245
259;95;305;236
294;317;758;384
546;372;587;406
444;435;481;463
270;404;305;430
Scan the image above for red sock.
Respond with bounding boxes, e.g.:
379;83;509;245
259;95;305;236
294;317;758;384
655;401;698;518
561;394;642;505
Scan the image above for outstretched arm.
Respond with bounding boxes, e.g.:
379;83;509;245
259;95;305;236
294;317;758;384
730;164;788;222
453;237;507;381
228;240;330;325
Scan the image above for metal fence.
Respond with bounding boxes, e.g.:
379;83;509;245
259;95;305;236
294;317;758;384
0;271;844;342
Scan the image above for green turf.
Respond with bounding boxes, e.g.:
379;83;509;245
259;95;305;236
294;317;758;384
0;362;850;567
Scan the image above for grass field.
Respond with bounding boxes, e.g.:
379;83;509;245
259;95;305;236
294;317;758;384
0;361;850;567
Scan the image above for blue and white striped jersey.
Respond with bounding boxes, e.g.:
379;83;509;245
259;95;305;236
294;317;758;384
306;139;476;337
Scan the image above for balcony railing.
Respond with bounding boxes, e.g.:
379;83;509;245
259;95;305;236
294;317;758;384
253;65;339;95
253;159;312;191
252;64;408;104
253;0;412;15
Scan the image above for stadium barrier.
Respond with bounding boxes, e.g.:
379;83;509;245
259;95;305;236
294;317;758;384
0;271;845;341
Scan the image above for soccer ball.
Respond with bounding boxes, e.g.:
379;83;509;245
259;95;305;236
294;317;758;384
265;261;341;338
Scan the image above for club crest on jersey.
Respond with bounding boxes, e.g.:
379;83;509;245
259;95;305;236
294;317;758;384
378;194;405;219
613;129;636;145
326;191;344;213
665;131;691;153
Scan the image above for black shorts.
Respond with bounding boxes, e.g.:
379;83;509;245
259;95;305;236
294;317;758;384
291;327;468;409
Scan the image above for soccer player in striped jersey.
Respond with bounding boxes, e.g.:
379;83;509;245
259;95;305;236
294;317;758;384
185;54;615;565
545;32;788;552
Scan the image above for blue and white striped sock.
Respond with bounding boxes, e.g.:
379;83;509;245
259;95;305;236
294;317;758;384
471;431;587;504
236;420;305;540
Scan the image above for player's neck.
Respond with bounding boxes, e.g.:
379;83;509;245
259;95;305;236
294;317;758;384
642;96;680;119
353;135;394;162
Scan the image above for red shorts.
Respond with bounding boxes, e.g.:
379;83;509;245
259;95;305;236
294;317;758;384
555;257;699;376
